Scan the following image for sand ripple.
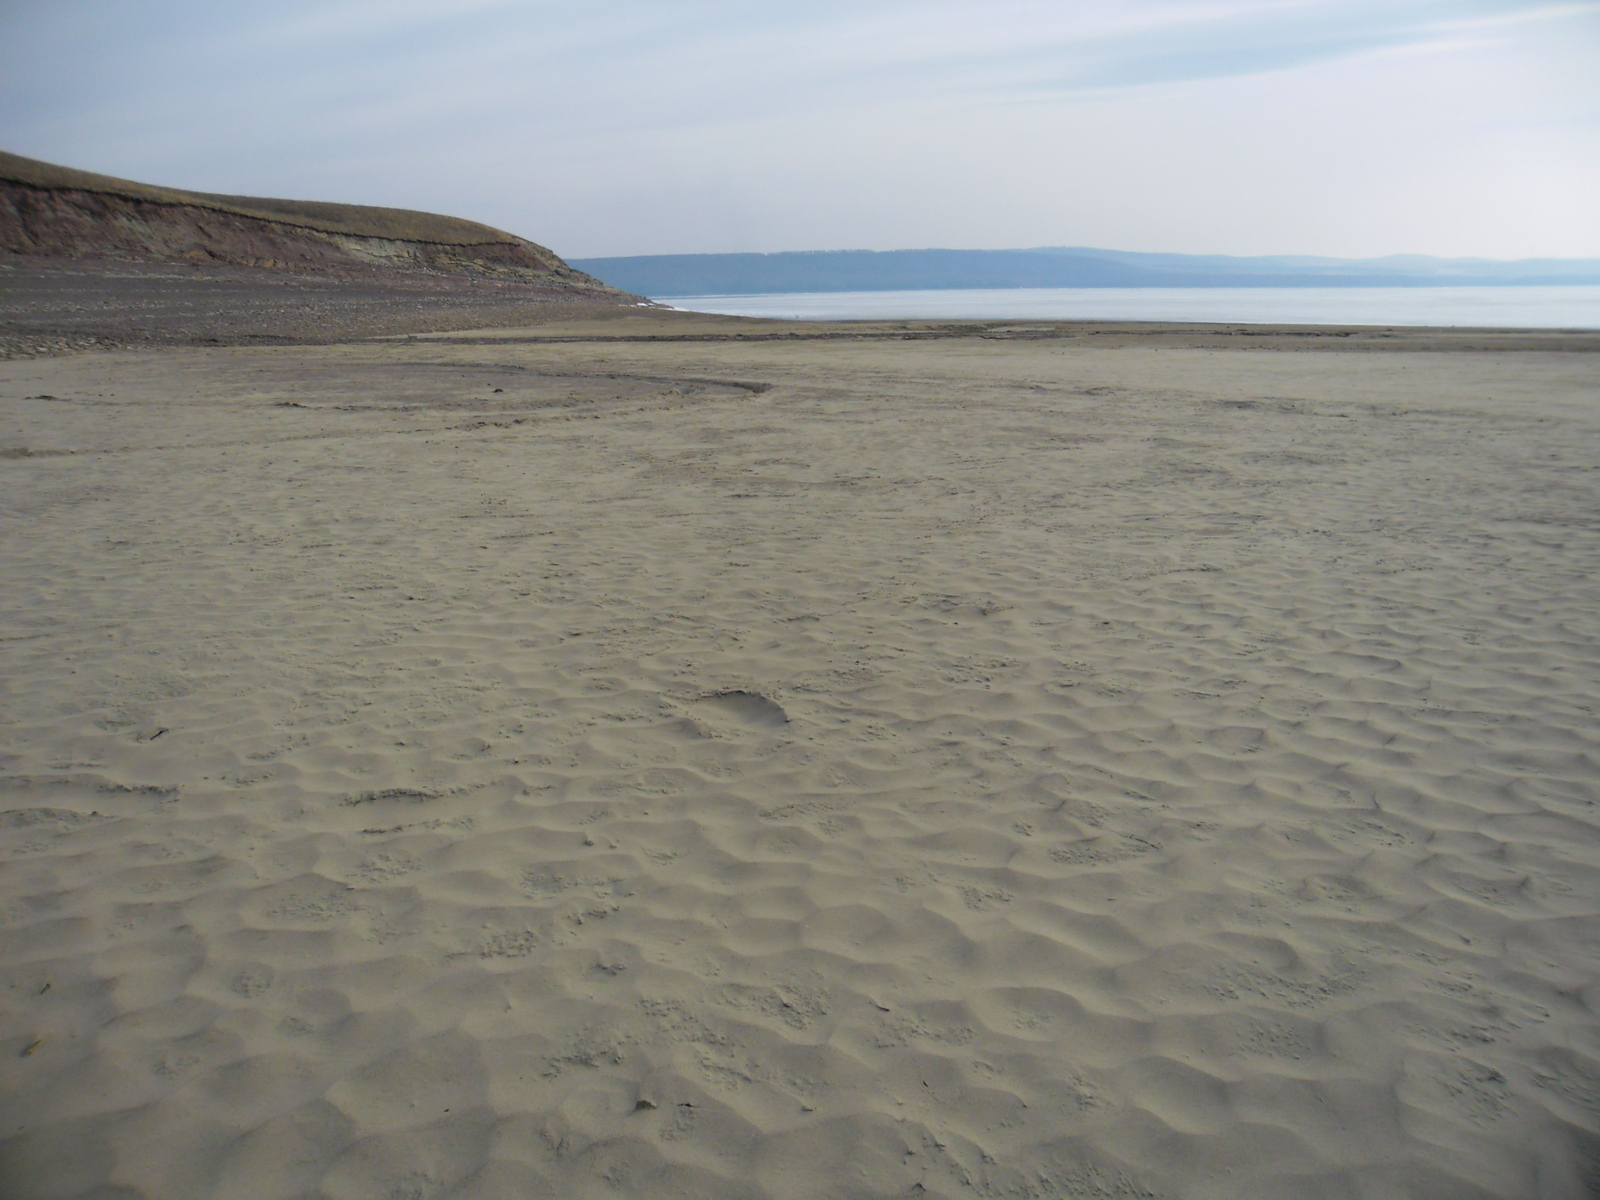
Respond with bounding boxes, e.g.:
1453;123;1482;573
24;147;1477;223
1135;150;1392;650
2;336;1598;1198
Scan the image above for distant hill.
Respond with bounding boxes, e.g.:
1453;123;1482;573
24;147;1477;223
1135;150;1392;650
0;150;620;294
572;246;1600;296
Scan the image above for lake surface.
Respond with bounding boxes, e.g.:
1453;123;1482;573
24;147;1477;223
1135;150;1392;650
661;285;1600;328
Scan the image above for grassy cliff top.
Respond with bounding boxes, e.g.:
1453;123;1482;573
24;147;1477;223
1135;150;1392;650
1;150;531;246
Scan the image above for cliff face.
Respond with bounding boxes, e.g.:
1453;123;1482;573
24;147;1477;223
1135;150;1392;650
0;151;614;291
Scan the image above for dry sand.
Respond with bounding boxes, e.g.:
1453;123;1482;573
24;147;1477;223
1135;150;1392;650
1;319;1598;1199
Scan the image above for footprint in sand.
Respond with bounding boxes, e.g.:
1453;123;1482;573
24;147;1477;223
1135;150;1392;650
695;690;790;729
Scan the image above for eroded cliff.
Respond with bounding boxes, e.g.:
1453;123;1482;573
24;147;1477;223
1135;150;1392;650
0;150;614;292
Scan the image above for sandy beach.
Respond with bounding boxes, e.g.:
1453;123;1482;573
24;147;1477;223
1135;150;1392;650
2;316;1598;1199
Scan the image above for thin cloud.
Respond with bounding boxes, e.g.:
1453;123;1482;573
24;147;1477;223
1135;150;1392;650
1;1;1595;257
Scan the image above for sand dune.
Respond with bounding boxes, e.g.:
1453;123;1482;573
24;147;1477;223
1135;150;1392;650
1;323;1597;1198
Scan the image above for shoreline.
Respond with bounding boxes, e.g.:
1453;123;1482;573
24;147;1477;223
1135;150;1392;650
7;258;1600;361
648;283;1600;331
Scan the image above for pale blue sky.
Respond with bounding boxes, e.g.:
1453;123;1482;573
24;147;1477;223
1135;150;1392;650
2;1;1596;258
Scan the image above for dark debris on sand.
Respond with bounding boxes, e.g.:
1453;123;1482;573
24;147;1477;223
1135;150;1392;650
0;256;652;359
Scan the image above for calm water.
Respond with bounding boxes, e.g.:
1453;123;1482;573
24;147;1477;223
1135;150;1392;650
662;285;1600;328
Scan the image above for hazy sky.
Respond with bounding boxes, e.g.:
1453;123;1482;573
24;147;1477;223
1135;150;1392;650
2;1;1597;259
